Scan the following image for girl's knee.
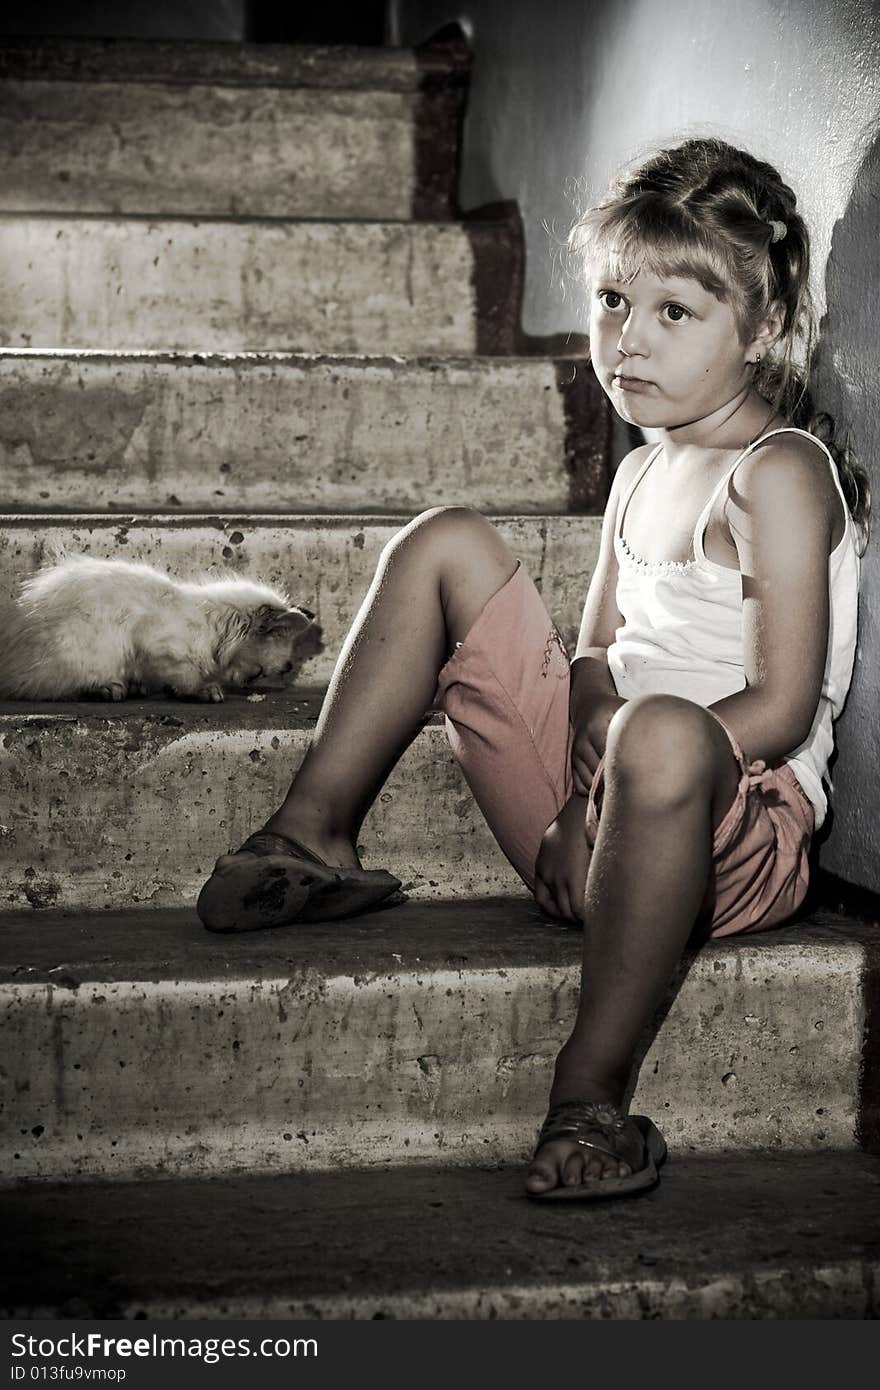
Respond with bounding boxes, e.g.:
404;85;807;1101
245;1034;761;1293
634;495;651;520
413;505;499;549
384;506;505;568
606;695;719;805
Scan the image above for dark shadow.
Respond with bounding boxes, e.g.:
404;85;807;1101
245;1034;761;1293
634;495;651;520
246;0;386;44
412;23;472;220
804;127;880;893
0;1;245;40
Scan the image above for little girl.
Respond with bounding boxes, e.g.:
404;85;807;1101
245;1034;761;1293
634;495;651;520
197;138;866;1201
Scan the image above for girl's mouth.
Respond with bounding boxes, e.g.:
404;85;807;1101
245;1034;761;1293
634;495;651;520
612;374;654;394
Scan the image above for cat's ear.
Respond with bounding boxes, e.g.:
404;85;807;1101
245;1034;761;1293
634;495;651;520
280;608;313;637
253;604;311;637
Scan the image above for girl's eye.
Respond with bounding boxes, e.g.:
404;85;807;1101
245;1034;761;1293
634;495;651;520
664;303;691;322
598;290;624;310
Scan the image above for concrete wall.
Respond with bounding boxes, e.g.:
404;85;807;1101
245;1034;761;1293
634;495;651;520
393;0;880;890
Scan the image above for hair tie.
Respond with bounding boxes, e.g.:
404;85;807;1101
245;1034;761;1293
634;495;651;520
767;219;787;243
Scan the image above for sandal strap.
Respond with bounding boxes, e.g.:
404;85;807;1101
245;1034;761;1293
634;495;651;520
237;830;328;867
571;1137;618;1161
535;1098;641;1165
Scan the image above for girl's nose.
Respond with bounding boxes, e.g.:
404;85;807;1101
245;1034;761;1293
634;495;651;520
617;312;645;358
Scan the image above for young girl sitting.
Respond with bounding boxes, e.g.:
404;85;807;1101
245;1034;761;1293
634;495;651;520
197;137;866;1201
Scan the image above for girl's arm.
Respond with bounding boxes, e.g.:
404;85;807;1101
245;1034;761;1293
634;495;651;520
570;446;650;708
709;435;840;764
534;446;649;920
568;446;651;774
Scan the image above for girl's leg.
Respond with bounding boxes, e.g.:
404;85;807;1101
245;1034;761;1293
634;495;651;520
526;694;741;1194
214;506;519;872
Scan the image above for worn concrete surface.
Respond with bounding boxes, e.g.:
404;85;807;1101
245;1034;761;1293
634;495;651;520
0;644;589;910
0;512;600;679
0;216;480;353
3;1150;880;1318
0;902;869;1180
0;38;429;92
0;81;418;220
0;351;599;513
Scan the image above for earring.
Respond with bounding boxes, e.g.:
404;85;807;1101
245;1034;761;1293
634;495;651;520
754;352;761;364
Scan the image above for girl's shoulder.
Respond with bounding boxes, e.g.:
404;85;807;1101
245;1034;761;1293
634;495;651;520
611;442;657;498
736;427;839;497
745;424;830;463
729;427;845;547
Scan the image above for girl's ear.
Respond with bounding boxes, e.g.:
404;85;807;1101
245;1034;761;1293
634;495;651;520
748;300;785;360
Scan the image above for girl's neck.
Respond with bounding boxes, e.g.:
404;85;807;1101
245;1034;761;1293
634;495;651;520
657;388;780;459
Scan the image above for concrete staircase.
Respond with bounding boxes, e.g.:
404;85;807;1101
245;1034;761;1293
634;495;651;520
1;33;878;1321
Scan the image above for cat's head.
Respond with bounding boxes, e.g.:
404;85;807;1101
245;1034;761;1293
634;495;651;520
219;600;319;686
215;597;319;687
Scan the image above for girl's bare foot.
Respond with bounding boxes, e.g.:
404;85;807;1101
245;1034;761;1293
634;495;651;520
526;1132;636;1194
526;1064;635;1194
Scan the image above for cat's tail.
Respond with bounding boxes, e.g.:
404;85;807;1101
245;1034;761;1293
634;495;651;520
0;600;38;698
0;597;71;699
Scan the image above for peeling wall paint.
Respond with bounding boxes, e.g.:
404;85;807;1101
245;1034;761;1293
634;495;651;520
393;0;880;889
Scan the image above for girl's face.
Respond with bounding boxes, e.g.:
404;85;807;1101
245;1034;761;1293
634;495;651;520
588;263;757;433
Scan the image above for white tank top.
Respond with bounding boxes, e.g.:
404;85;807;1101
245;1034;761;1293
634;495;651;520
606;427;861;829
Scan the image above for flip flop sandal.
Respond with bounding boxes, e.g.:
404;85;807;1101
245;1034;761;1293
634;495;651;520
527;1098;667;1202
196;829;405;934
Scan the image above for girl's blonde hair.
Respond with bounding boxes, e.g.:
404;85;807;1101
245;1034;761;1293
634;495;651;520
569;137;870;553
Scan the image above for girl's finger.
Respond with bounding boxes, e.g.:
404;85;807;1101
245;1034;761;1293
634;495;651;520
583;743;601;775
533;876;558;919
572;769;589;797
564;876;588;923
573;747;597;781
550;878;569;922
566;880;586;923
556;884;576;922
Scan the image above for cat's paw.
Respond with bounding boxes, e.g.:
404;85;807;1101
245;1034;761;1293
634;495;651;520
194;683;225;703
97;681;128;702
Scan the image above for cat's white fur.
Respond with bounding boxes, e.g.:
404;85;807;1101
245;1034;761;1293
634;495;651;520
0;555;314;702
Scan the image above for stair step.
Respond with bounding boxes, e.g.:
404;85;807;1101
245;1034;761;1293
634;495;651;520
0;512;600;679
0;213;521;354
0;350;610;513
0;78;425;221
0;691;527;909
5;1151;879;1317
0;34;468;223
0;36;465;93
0;901;872;1182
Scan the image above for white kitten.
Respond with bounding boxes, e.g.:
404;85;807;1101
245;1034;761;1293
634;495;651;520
0;555;316;702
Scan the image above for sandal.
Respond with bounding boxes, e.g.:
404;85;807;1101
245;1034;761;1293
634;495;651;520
527;1098;667;1202
196;829;405;934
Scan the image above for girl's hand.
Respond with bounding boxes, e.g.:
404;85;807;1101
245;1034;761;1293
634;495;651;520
570;694;625;794
534;794;593;923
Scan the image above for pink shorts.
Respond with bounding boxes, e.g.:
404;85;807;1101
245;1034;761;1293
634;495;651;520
429;560;814;938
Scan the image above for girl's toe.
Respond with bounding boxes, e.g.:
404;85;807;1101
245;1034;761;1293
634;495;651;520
525;1162;556;1192
526;1141;571;1192
577;1154;600;1182
562;1152;586;1186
